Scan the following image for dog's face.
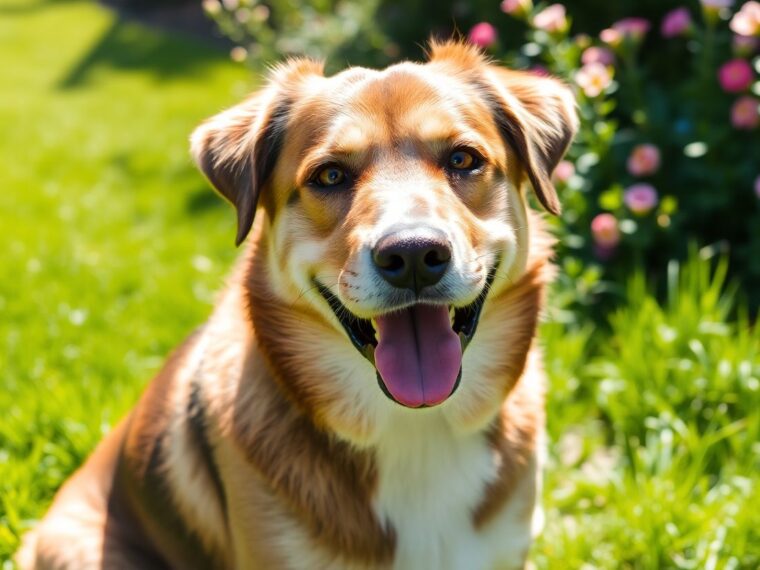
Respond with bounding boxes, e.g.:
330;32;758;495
192;42;576;441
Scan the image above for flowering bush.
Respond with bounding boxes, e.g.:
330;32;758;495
481;0;760;313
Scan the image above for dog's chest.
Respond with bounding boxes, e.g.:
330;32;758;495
372;415;538;570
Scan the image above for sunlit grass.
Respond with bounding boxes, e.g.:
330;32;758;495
537;251;760;569
0;0;250;559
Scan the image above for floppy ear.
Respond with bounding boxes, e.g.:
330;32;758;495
190;59;323;246
191;87;287;246
479;68;578;215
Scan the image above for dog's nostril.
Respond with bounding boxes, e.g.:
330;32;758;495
382;254;405;273
423;248;450;268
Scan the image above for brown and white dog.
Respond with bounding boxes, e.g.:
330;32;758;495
18;41;577;570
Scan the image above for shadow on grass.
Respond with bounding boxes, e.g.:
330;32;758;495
57;17;230;90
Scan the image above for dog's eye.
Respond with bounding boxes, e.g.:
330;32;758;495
315;166;346;188
448;150;478;171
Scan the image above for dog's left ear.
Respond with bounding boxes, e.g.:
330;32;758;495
191;59;323;246
479;68;578;215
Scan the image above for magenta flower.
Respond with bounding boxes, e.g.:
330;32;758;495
718;59;754;92
468;22;498;49
730;1;760;36
661;7;693;38
575;62;613;97
553;160;575;183
591;213;621;248
613;17;651;41
627;144;661;177
731;96;760;129
533;4;568;33
755;174;760;198
500;0;532;17
624;184;659;215
581;46;616;66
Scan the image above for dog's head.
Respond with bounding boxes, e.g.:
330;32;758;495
192;41;576;439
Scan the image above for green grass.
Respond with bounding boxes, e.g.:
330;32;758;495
0;0;250;559
537;253;760;569
1;2;759;568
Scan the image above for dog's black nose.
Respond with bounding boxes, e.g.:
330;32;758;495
372;231;452;294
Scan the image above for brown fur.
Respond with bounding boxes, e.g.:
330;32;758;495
18;41;576;569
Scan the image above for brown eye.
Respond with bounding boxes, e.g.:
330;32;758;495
315;166;346;187
448;150;477;171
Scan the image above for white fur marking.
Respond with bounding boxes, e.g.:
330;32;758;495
374;412;538;570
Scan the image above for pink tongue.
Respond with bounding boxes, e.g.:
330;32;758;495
374;305;462;408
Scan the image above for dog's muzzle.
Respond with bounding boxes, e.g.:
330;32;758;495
316;263;497;408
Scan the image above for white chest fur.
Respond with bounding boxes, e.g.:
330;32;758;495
372;412;542;570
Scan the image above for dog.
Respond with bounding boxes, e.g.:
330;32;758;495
18;40;577;569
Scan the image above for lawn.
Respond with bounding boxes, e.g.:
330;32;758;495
1;2;759;568
0;0;249;560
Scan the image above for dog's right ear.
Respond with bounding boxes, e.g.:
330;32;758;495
191;59;323;246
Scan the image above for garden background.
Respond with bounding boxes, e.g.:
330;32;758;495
1;0;759;568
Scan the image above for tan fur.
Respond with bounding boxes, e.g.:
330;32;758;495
18;41;576;569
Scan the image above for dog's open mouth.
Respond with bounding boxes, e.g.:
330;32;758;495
316;268;496;409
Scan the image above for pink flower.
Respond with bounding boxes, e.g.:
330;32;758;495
612;17;651;41
718;59;754;92
533;4;568;33
575;62;613;97
624;184;659;215
661;7;693;38
591;213;621;248
755;174;760;198
733;34;760;56
600;28;622;47
468;22;498;49
581;46;616;66
500;0;532;17
730;1;760;36
627;144;661;176
731;96;760;128
553;160;575;183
